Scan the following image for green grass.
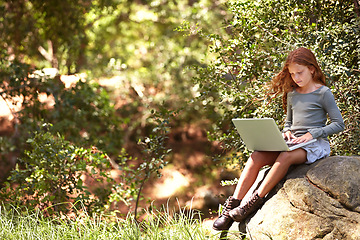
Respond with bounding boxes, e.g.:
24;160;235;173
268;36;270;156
0;204;232;240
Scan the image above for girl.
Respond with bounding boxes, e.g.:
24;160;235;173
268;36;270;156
213;47;345;231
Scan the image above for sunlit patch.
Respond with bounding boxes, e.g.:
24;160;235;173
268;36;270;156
153;168;190;199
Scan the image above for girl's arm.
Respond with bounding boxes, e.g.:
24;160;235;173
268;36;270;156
282;93;295;141
283;93;293;133
308;89;345;139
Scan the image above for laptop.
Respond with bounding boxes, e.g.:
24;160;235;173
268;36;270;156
232;118;317;151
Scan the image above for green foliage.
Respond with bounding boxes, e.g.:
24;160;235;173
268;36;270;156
46;80;124;154
0;124;114;216
330;74;360;155
0;54;125;156
188;0;360;166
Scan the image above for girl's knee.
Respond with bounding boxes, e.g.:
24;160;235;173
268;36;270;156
250;151;277;167
250;151;262;160
276;152;291;164
250;151;265;164
278;151;291;159
276;151;306;165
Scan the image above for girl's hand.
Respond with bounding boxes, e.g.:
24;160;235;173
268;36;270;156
282;131;296;142
292;132;313;143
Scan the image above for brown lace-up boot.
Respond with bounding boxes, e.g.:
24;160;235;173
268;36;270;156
213;196;241;231
229;190;264;222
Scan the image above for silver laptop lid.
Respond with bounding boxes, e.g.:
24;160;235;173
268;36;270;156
232;118;289;151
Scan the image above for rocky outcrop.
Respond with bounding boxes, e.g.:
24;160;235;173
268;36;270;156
231;156;360;239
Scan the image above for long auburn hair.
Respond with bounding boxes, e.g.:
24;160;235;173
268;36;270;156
268;47;326;111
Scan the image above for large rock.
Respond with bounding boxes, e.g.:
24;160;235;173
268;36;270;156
232;156;360;239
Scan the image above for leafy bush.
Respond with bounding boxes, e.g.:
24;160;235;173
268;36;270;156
0;124;114;216
0;54;125;157
0;112;173;218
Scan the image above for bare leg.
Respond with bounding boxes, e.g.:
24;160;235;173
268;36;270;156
257;148;307;198
228;149;308;223
213;149;307;230
232;151;280;200
212;151;279;231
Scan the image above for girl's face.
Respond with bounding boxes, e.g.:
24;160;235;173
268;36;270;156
288;63;314;89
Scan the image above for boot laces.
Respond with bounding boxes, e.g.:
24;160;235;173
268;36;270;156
242;193;260;212
221;197;235;216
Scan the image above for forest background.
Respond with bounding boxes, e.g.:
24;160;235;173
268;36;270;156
0;0;359;224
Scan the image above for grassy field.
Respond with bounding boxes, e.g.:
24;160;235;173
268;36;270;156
0;204;246;240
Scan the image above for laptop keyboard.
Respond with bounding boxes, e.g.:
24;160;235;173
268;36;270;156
286;141;298;147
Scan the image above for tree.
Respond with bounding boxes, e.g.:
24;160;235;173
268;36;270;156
189;0;360;167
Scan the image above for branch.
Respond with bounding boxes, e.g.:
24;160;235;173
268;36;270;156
134;173;149;221
37;40;58;68
38;40;54;63
38;46;53;63
255;23;288;45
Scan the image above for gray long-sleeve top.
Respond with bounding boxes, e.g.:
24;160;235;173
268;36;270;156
283;86;345;140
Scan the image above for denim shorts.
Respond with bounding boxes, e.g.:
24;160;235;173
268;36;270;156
301;138;331;164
